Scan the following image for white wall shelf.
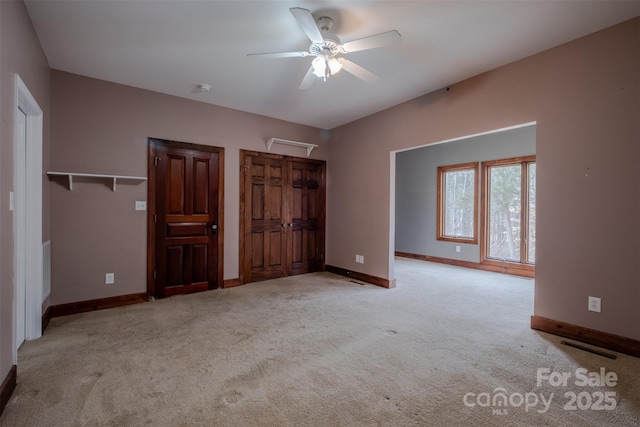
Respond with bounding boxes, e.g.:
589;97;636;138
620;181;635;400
47;171;147;192
266;138;317;157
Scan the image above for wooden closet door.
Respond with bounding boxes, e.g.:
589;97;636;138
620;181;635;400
243;154;288;282
241;151;325;284
289;159;325;275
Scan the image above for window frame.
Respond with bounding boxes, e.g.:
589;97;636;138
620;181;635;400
480;155;536;275
436;162;479;244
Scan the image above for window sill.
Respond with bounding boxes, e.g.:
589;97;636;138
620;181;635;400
437;236;478;245
481;259;535;278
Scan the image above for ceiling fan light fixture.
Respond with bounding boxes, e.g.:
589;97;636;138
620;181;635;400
311;56;343;79
328;57;343;74
311;56;327;78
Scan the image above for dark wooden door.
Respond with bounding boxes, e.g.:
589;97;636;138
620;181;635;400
241;151;325;284
149;139;222;298
243;154;288;282
289;159;325;275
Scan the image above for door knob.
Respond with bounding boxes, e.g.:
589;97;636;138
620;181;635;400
211;223;218;233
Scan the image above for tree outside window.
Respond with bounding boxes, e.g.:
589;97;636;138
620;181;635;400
482;156;536;270
437;162;479;244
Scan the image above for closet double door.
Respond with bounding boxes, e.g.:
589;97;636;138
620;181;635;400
240;150;326;283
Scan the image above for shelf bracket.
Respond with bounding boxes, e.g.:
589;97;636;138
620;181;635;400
266;138;317;157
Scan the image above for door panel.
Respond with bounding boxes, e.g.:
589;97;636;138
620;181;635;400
166;223;208;237
244;155;288;282
167;155;186;214
193;158;210;214
241;151;325;283
292;230;303;263
289;160;324;275
166;246;184;285
150;139;222;298
251;233;264;268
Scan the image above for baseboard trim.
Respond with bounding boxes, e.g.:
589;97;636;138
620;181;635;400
531;315;640;358
42;306;53;333
395;251;534;278
326;265;396;289
49;292;148;319
223;278;242;288
0;365;17;416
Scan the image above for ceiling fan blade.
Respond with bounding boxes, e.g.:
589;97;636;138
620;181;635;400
339;58;380;84
341;30;401;53
247;51;310;59
299;66;316;90
289;7;324;44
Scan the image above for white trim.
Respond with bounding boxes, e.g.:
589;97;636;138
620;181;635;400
14;75;43;355
392;121;537;154
15;107;27;349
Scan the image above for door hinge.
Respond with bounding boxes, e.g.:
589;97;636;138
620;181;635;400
153;270;157;279
154;157;161;166
154;214;157;223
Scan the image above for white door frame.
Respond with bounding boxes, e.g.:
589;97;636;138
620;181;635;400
13;74;43;359
15;107;27;349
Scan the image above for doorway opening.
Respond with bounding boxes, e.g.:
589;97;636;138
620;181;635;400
392;123;536;278
14;75;44;357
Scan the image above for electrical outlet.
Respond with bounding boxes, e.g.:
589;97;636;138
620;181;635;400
105;273;115;285
455;245;461;253
135;201;147;211
588;296;601;313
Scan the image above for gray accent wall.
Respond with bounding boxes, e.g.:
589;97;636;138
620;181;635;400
395;125;536;262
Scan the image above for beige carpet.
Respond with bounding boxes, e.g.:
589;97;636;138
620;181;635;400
2;258;639;426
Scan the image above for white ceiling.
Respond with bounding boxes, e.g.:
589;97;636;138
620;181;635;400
25;1;640;130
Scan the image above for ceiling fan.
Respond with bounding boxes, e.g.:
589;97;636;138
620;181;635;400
248;7;401;89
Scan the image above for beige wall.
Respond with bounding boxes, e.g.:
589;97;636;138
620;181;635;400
328;18;640;340
50;71;329;305
0;0;50;382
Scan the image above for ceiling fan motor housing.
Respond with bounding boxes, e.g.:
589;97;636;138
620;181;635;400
310;16;341;58
310;39;341;57
316;16;334;32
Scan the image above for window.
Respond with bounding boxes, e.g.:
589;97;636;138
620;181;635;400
437;162;479;244
481;156;536;271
